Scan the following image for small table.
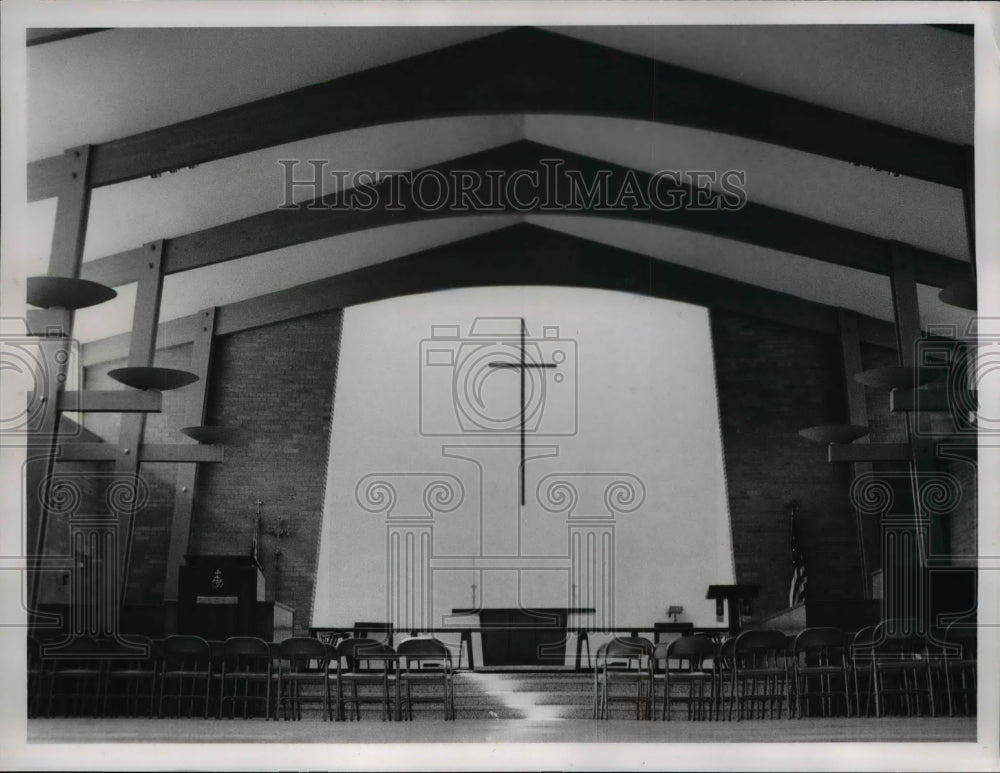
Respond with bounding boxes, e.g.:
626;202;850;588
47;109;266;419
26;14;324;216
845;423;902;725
652;622;695;643
451;608;595;667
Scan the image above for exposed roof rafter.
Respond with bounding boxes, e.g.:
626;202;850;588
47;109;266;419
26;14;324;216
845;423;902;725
28;26;966;201
79;140;969;291
80;222;896;367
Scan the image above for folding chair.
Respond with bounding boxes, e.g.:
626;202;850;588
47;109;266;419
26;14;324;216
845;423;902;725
278;637;333;721
791;627;850;718
397;638;455;720
870;622;935;718
335;637;399;721
44;636;105;717
654;635;716;721
219;637;273;719
594;636;654;720
729;629;789;721
158;635;213;719
101;634;157;717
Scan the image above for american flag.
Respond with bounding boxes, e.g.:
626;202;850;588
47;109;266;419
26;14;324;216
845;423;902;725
788;501;807;607
251;499;261;563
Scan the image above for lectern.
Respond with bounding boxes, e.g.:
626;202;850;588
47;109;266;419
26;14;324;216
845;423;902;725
706;584;760;637
178;555;266;640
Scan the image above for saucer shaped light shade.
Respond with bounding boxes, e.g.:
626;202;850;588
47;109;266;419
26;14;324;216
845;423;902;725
27;276;117;310
938;278;977;310
109;366;199;391
853;366;944;391
180;426;232;444
798;424;870;444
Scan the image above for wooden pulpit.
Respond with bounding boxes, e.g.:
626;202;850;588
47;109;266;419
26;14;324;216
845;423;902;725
706;584;760;637
178;554;266;640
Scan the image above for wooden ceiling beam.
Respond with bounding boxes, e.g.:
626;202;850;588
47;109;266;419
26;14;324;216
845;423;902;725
26;28;111;47
27;27;966;201
80;223;898;367
78;141;968;291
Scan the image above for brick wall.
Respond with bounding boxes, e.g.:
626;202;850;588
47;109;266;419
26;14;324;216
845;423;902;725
74;304;977;633
710;311;865;620
193;311;342;633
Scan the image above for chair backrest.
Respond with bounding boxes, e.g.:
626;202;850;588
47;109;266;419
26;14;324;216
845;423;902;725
105;634;156;666
793;627;846;664
944;622;977;659
733;629;787;667
397;638;452;671
27;636;45;674
850;626;877;663
665;634;716;668
162;635;210;657
223;636;271;659
280;636;327;659
337;637;397;671
160;635;211;670
601;636;653;667
871;620;928;657
352;622;393;645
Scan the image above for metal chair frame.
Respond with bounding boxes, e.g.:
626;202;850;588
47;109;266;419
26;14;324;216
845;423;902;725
219;637;274;720
277;637;333;721
27;636;44;718
869;624;936;718
654;636;716;721
335;638;399;721
397;638;455;720
158;635;213;719
43;636;105;717
594;636;654;720
101;634;158;718
729;629;789;721
713;637;736;721
790;627;851;719
942;624;977;717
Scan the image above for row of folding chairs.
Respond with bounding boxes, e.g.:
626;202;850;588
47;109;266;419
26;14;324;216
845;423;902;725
592;622;976;721
29;634;456;721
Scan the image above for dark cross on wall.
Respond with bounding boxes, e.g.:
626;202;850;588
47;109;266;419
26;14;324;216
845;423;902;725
488;318;559;506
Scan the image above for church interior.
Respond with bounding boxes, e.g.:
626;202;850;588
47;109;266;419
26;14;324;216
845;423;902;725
4;12;995;762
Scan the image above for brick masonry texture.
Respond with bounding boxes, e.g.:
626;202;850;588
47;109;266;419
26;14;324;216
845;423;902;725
70;305;977;632
193;311;342;634
710;311;864;619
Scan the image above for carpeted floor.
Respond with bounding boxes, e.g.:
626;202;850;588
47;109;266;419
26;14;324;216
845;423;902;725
26;715;976;743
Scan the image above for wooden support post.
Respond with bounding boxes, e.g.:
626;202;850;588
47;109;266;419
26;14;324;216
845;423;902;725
889;243;921;369
58;443;223;464
59;390;162;413
962;145;976;275
113;241;165;608
828;443;912;463
837;309;877;599
888;242;947;632
26;146;92;621
164;308;217;603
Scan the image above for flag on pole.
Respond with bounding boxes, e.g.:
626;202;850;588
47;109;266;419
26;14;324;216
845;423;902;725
788;501;807;607
251;499;261;564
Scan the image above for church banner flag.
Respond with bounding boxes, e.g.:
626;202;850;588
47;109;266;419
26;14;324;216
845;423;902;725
788;501;807;607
